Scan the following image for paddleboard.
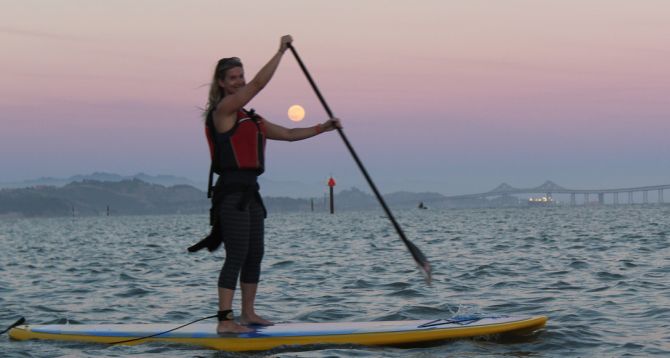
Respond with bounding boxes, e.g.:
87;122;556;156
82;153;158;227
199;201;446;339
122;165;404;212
9;315;547;351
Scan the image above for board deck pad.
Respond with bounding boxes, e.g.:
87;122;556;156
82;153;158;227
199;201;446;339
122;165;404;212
9;315;548;351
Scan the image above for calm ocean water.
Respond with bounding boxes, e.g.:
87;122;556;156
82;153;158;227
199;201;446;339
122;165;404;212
1;206;669;357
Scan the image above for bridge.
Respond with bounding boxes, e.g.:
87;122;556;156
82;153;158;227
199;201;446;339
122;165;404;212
446;181;670;205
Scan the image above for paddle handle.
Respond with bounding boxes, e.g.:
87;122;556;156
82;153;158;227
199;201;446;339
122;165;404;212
287;44;431;283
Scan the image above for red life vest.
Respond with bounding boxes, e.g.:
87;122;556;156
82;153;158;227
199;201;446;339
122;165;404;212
205;108;266;196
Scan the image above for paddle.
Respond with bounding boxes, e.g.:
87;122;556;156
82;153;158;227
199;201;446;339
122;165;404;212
287;43;432;284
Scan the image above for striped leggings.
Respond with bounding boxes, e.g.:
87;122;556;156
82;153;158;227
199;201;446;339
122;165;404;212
217;192;265;290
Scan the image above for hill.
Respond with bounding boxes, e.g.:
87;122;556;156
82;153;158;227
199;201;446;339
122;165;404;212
0;172;203;190
0;180;457;218
0;179;208;217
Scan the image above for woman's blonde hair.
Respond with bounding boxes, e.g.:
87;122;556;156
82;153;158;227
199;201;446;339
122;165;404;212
204;57;243;117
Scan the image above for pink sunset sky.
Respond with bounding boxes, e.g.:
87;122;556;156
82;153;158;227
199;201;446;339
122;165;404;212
1;0;669;195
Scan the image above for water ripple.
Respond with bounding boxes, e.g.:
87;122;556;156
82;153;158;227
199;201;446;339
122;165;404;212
1;206;669;357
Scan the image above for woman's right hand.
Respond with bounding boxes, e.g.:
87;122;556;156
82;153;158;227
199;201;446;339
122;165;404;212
279;35;293;53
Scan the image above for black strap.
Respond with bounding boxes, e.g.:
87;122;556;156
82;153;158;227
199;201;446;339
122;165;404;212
245;108;258;120
207;165;214;199
1;317;25;335
188;181;265;253
109;314;217;345
217;310;234;322
417;316;482;328
187;223;221;252
206;111;216;199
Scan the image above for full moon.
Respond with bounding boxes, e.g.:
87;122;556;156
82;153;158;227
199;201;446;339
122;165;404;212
288;105;305;122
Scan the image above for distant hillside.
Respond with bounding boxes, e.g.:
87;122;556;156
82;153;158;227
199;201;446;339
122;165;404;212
0;179;466;218
0;179;208;217
1;172;334;198
0;172;203;190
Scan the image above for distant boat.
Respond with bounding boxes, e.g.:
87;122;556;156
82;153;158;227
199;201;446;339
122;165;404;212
418;201;428;210
528;196;554;206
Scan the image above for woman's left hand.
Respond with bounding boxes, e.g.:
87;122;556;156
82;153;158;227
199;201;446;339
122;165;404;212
321;117;342;132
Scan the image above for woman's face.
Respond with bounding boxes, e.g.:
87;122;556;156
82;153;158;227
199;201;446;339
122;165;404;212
218;66;245;95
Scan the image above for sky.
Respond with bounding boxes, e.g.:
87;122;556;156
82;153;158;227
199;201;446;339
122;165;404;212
1;0;669;196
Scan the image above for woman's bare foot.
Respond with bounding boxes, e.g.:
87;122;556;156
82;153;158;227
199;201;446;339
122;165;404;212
240;313;273;326
217;320;253;334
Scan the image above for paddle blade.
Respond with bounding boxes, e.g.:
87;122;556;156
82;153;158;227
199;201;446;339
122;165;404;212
405;239;432;284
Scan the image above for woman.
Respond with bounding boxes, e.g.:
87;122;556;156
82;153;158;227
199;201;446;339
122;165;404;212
202;35;340;334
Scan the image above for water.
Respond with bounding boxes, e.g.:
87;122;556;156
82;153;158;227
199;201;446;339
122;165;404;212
1;206;669;357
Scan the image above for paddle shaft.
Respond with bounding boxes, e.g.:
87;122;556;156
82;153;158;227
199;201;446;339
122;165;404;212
287;44;431;282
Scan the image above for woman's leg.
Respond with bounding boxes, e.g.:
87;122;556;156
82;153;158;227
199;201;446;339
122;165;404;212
240;197;272;325
216;193;253;333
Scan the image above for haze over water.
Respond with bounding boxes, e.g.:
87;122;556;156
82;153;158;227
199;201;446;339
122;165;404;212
1;206;668;357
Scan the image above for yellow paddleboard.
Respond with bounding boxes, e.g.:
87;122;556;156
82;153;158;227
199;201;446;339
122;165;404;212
9;315;547;351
